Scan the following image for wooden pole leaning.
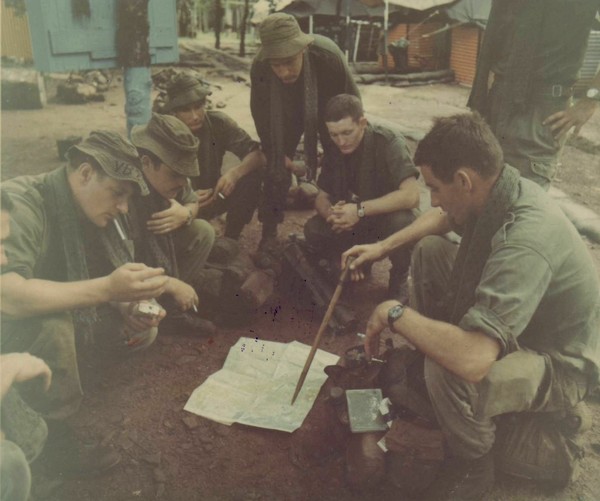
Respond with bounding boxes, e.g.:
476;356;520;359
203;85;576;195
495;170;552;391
290;256;355;405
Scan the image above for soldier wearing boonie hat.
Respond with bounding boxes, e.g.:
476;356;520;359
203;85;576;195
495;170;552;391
161;73;265;241
0;130;171;466
68;129;149;195
129;112;217;337
250;13;360;266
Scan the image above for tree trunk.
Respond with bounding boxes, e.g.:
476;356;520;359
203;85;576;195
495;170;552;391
239;0;250;57
214;0;224;49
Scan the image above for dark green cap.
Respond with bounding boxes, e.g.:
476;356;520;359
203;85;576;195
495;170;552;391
131;113;200;177
68;130;149;195
162;73;212;113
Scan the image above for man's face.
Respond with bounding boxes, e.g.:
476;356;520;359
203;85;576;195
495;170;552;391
172;101;206;133
143;159;188;200
0;210;10;265
77;169;135;227
421;165;470;227
326;116;367;155
269;50;304;84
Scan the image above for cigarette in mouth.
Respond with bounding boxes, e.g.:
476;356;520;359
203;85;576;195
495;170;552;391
113;218;126;240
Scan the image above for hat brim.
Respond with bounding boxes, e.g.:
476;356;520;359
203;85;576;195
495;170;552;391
70;143;149;196
256;32;314;61
131;126;200;178
162;86;212;113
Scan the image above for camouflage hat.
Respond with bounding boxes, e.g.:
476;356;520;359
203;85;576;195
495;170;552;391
68;130;149;195
130;113;200;177
257;13;314;61
162;73;212;113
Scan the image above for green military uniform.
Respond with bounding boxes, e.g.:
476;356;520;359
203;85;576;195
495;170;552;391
468;0;600;189
192;111;262;239
411;169;600;459
304;123;418;295
129;113;215;292
1;132;152;422
250;33;360;233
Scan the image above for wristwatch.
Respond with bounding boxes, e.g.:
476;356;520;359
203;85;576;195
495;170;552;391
357;201;366;218
586;87;600;101
387;303;405;333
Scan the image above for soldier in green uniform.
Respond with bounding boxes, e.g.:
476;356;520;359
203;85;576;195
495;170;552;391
129;112;216;334
0;131;168;475
468;0;600;189
304;94;419;297
344;113;599;499
250;13;360;257
162;74;265;240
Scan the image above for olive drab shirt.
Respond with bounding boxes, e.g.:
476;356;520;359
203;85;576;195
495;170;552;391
192;111;259;190
458;178;600;387
317;123;419;202
1;172;68;282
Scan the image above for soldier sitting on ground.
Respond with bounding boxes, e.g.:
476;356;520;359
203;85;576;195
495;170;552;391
162;73;265;240
129;112;217;335
344;113;599;500
0;131;168;477
304;94;419;299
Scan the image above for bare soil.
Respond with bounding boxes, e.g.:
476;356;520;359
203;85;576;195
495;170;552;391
2;39;600;501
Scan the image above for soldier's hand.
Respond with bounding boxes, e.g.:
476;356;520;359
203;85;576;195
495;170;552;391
342;242;386;282
119;300;165;332
107;263;167;302
364;300;396;360
543;98;598;141
214;170;240;199
0;353;52;393
147;199;189;234
165;278;198;312
195;188;214;209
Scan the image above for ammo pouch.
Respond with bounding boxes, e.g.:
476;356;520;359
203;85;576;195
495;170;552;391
495;411;585;489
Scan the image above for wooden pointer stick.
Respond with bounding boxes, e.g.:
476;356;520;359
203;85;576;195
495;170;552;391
291;256;355;405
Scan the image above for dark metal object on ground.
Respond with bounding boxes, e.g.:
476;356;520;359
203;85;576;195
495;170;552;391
290;257;354;405
280;241;357;334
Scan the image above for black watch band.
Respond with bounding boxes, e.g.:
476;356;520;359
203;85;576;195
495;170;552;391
387;303;405;333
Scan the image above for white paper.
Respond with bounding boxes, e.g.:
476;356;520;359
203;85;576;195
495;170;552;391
184;337;339;433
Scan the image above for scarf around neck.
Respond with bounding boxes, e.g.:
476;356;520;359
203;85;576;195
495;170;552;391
41;167;131;336
444;164;521;324
269;49;319;181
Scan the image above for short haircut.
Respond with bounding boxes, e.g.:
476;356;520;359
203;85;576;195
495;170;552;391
414;112;504;183
1;190;14;212
67;149;105;177
137;148;163;168
324;94;364;123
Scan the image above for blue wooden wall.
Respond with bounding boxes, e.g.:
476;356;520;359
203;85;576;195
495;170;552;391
25;0;178;72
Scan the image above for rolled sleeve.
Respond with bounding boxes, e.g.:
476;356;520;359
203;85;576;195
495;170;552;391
384;136;419;186
458;244;553;358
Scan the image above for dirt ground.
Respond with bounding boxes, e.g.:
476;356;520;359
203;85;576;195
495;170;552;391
2;38;600;501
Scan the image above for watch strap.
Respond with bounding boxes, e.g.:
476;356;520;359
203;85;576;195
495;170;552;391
387;303;405;332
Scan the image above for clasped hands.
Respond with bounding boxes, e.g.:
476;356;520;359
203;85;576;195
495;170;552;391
326;201;360;233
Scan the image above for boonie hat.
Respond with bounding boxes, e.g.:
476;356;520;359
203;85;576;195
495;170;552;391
257;13;314;60
130;113;200;177
162;73;212;113
68;130;149;195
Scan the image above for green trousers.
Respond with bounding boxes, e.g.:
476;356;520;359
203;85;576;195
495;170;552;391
410;236;587;459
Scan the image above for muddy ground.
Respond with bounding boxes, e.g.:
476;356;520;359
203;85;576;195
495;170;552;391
2;37;600;500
